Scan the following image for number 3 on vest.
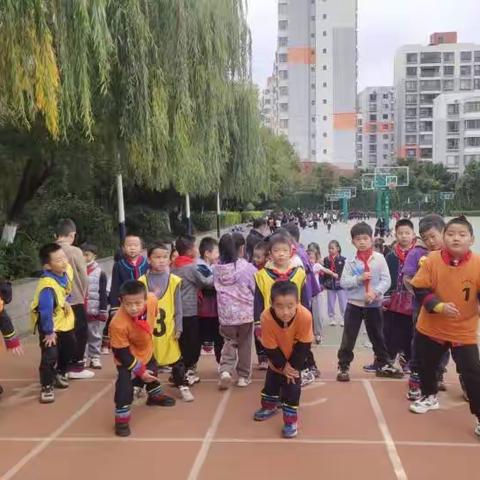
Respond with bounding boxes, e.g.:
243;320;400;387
154;309;167;337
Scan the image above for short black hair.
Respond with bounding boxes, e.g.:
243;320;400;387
395;218;414;231
119;280;147;298
175;234;196;256
232;232;245;252
268;233;292;251
218;233;238;264
39;243;63;266
199;237;218;258
253;218;267;229
445;215;474;236
284;222;300;242
271;281;299;303
350;222;373;239
147;242;170;257
55;218;76;238
80;242;98;255
419;214;445;235
253;240;269;254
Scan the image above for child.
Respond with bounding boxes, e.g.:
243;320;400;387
402;214;447;400
81;243;108;369
109;280;176;437
30;244;76;403
336;222;402;382
197;237;223;363
323;240;347;327
0;280;23;396
171;235;214;385
139;243;193;402
409;216;480;437
253;281;313;439
104;235;149;353
214;234;257;389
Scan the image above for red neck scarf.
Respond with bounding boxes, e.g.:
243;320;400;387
356;248;373;291
132;307;152;335
271;267;294;282
173;255;194;268
86;261;98;276
395;240;416;265
127;255;143;279
441;249;472;267
328;254;338;273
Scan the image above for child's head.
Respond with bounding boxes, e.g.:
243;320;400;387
199;237;219;265
350;222;373;251
307;242;321;264
394;219;415;249
119;280;147;317
175;234;198;259
443;216;474;257
373;238;385;254
55;218;77;245
419;214;445;252
123;235;143;260
268;233;293;268
39;243;69;275
81;243;98;264
253;217;269;237
270;281;299;322
232;232;246;259
170;246;178;263
328;240;341;256
218;233;238;264
147;242;171;272
284;222;300;244
253;240;269;269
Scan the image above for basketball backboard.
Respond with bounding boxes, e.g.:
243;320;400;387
439;192;454;200
374;166;410;188
335;187;357;198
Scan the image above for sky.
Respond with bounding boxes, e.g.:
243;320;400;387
248;0;479;91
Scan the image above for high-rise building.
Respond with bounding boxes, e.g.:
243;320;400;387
260;75;279;133
394;32;480;162
356;87;395;169
267;0;357;168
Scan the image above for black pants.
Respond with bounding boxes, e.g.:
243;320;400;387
71;304;88;365
179;316;201;370
416;332;480;417
39;329;76;387
263;368;301;407
199;316;224;364
170;359;188;387
384;310;413;362
255;337;267;361
338;304;391;369
115;357;160;408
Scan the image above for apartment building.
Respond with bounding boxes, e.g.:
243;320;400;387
260;75;279;133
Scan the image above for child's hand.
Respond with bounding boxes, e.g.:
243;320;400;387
365;290;377;304
141;370;158;383
283;363;299;380
43;333;57;347
254;324;262;339
9;345;23;356
359;272;372;282
333;273;339;279
175;331;182;340
442;302;460;318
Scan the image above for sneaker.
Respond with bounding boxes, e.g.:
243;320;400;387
376;364;404;379
254;407;278;421
257;360;268;371
282;423;298;439
54;374;69;389
186;369;200;386
101;346;111;355
329;320;337;326
362;340;373;349
134;386;146;398
237;377;251;388
409;395;439;414
218;371;232;390
301;369;315;387
89;357;102;370
475;419;480;437
363;363;377;373
115;423;131;437
314;335;322;345
69;369;95;380
407;387;422;401
39;386;55;404
339;321;344;327
179;385;195;402
158;366;173;374
310;367;321;379
336;367;350;382
146;394;176;407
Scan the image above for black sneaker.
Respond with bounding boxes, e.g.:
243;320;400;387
337;367;350;382
115;423;131;437
376;364;404;379
39;386;55;404
146;394;176;407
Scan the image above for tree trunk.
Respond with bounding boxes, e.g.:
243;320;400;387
0;223;18;244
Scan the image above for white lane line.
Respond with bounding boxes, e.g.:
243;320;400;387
2;382;113;480
187;389;232;480
363;380;408;480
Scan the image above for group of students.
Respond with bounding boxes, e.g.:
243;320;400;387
2;213;480;440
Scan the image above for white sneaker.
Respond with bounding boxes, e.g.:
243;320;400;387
186;369;200;386
68;369;95;379
179;385;194;402
101;346;111;355
329;320;336;326
218;371;232;390
474;419;480;437
409;395;439;414
257;361;268;371
237;377;251;388
89;357;102;370
134;386;146;398
339;321;344;327
301;369;315;387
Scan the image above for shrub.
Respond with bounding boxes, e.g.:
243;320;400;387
126;207;172;245
0;233;40;280
240;210;265;223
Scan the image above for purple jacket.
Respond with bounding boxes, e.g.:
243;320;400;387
213;259;257;326
296;244;321;307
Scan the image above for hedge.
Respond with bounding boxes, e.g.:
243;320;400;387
191;211;243;232
240;210;266;223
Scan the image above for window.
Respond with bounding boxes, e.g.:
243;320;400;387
466;137;480;147
383;143;389;150
323;82;327;87
406;66;417;77
369;145;377;153
443;52;455;63
311;33;315;38
419;107;432;118
475;51;480;62
322;99;327;104
406;107;417;118
447;103;460;115
406;94;417;105
356;134;362;142
446;155;459;167
465;102;480;113
465;154;480;164
279;70;288;80
420;94;436;105
419;134;433;145
278;3;288;15
323;149;327;154
405;135;416;144
421;66;440;77
383;134;389;140
460;79;472;90
279;103;288;112
443;79;454;91
406;53;418;64
383;154;388;160
278;20;288;30
369;93;377;102
475;65;480;76
406;148;417;158
369;134;376;143
280;119;288;128
420;52;441;63
279;37;288;47
383;93;390;99
443;65;454;76
311;116;316;122
323;115;327;121
279;86;288;96
419;121;432;132
447;138;459;150
323;65;327;71
311;16;315;21
461;65;472;76
447;121;459;133
382;114;389;120
311;100;316;105
465;119;480;129
474;79;480;90
370;124;377;133
311;133;316;138
311;83;316;89
461;51;472;62
322;48;327;54
311;149;316;155
406;80;418;92
278;53;288;63
406;122;417;133
323;13;327;19
420;80;441;91
369;114;377;121
323;31;327;37
420;148;432;159
323;132;327;138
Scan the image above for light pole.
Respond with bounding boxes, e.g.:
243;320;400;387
185;193;192;235
116;174;126;243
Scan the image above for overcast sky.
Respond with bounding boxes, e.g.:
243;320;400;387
248;0;479;91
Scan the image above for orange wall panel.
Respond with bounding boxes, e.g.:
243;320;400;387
288;47;315;65
334;112;357;131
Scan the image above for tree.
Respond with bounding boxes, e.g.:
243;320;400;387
456;160;480;209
